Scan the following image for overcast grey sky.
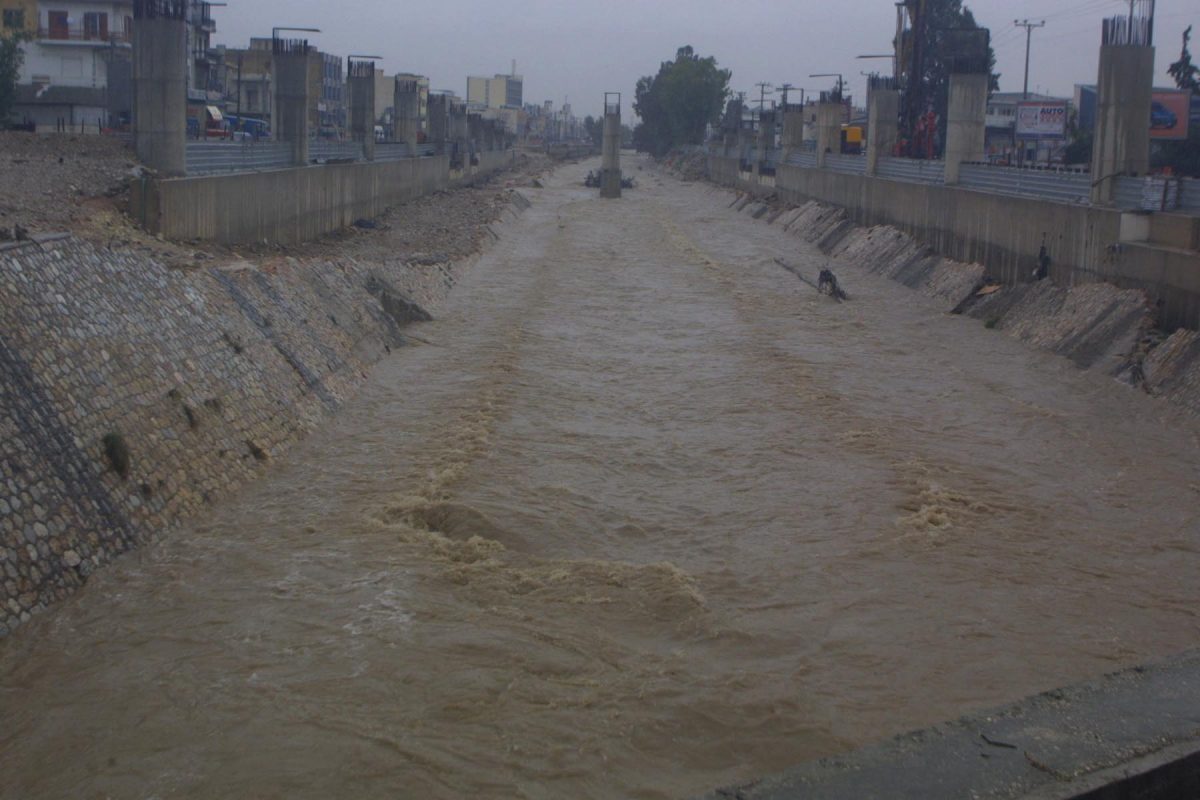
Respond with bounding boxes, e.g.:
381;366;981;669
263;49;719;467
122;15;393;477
215;0;1197;118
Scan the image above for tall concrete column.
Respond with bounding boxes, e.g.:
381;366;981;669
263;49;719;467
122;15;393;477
865;80;900;177
1090;44;1154;205
600;93;622;198
427;94;448;156
448;104;468;168
736;123;753;169
132;0;187;177
943;73;989;185
348;59;376;161
394;79;421;155
780;107;805;162
756;109;775;176
273;39;315;167
468;114;483;163
815;100;842;168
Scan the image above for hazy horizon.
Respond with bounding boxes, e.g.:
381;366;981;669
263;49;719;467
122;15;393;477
214;0;1197;119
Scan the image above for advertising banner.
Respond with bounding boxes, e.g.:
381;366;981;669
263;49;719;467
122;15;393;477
1150;90;1191;140
1016;102;1067;138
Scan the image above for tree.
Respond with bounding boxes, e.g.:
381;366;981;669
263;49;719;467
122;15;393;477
583;115;604;148
1155;24;1200;176
1167;26;1199;92
633;46;731;157
900;0;998;154
0;30;28;127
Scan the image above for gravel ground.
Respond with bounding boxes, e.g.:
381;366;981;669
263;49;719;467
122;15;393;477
0;132;139;238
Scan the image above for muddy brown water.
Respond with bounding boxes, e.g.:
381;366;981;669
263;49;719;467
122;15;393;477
3;157;1199;799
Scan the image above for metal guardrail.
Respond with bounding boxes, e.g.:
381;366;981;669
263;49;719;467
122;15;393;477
1181;178;1200;214
185;141;292;175
959;163;1091;204
377;142;439;160
826;154;866;175
875;157;945;184
1113;176;1146;210
310;140;364;163
785;151;817;168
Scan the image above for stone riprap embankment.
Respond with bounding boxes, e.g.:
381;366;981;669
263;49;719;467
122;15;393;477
719;189;1200;415
0;191;531;636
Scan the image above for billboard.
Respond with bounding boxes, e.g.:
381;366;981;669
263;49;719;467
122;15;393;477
1016;101;1068;138
1150;90;1191;140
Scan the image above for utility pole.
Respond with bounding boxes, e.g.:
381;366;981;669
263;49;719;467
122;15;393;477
1013;19;1045;99
754;82;773;111
778;83;795;108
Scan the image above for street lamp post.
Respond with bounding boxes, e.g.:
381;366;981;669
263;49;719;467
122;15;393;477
809;73;845;100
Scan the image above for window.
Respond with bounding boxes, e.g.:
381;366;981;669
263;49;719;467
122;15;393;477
83;12;107;40
2;8;25;29
47;10;68;39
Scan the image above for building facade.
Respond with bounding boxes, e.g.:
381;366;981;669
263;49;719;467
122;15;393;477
465;70;521;111
3;0;216;132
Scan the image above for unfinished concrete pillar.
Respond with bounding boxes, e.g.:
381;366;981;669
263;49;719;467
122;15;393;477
394;79;421;155
780;107;805;161
1090;41;1154;204
447;103;469;168
132;0;187;177
757;109;775;176
600;93;622;198
866;79;900;177
273;39;315;167
943;73;988;185
468;114;483;163
815;99;842;168
348;59;376;161
426;94;448;156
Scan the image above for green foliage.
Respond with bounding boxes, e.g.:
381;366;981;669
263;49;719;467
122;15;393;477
0;30;28;127
1167;25;1199;92
582;115;603;148
907;1;998;148
1157;24;1200;176
633;46;731;157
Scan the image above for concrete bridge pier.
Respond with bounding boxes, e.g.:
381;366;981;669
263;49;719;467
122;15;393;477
427;94;449;157
273;39;316;167
394;79;421;157
448;103;469;168
780;105;805;163
815;97;842;168
600;92;622;198
132;0;187;177
944;73;989;185
865;79;899;177
1090;37;1154;204
757;109;775;177
348;59;376;161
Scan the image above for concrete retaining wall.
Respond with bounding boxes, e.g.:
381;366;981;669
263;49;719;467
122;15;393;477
708;155;1200;330
133;150;514;246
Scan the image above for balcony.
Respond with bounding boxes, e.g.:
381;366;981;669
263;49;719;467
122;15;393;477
39;27;131;47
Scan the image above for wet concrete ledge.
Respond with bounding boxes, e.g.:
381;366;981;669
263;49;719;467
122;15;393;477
699;651;1200;799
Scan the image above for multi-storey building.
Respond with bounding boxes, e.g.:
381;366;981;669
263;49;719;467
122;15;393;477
466;68;522;112
1;0;216;132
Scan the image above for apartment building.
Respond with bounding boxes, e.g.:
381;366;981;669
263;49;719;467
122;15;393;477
1;0;216;131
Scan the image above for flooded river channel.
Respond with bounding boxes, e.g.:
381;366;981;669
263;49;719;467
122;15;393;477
2;157;1199;799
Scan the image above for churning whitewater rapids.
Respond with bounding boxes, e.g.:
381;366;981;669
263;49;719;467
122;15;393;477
3;156;1200;799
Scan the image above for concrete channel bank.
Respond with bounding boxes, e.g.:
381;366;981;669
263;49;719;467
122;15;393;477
694;158;1200;418
0;174;531;636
